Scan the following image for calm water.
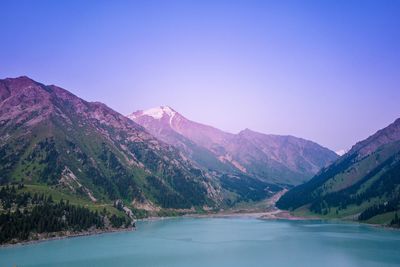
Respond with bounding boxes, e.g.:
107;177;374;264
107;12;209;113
1;217;399;267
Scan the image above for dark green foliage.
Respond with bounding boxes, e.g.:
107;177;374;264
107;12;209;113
358;196;400;221
0;185;130;244
145;175;187;208
277;153;357;210
89;166;118;199
97;143;141;200
37;138;63;184
127;142;161;174
308;156;400;214
109;214;130;228
165;171;209;208
277;144;400;225
145;175;208;209
220;174;281;203
0;143;25;184
391;213;400;227
128;141;212;208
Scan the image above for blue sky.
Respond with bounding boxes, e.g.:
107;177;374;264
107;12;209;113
1;0;399;151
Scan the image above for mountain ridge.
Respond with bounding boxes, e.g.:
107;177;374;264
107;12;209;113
129;106;338;185
0;76;283;215
277;117;400;226
0;77;217;210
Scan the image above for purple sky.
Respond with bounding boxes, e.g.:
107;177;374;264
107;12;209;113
1;0;399;152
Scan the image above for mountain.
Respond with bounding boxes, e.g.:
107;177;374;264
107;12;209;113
0;76;280;215
277;118;400;226
129;106;338;185
0;77;216;211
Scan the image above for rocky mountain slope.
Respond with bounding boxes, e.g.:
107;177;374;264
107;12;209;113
277;118;400;226
0;76;280;214
0;76;214;210
129;106;338;185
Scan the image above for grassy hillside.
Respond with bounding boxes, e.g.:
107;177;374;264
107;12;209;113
277;139;400;227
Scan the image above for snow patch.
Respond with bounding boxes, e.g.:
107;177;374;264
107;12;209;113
142;106;176;126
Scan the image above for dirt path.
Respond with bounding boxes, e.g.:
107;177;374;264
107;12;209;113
182;189;309;221
259;189;315;220
265;189;287;209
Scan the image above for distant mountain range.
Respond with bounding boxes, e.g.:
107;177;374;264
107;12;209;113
0;76;338;215
129;106;338;185
1;76;304;214
277;118;400;226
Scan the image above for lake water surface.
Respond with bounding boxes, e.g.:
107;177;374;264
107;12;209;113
1;217;399;267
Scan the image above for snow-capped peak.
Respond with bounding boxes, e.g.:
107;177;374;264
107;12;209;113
142;106;176;120
128;106;179;127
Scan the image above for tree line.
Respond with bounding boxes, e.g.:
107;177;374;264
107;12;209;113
0;184;131;244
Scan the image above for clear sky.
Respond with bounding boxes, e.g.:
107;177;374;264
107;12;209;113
1;0;399;152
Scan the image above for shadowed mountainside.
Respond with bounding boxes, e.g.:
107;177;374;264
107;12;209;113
277;118;400;226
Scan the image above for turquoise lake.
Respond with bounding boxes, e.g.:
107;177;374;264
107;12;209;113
1;217;399;267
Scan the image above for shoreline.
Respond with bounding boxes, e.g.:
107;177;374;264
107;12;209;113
0;207;311;249
135;206;399;230
0;208;308;248
2;187;397;248
0;227;135;249
1;209;397;249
